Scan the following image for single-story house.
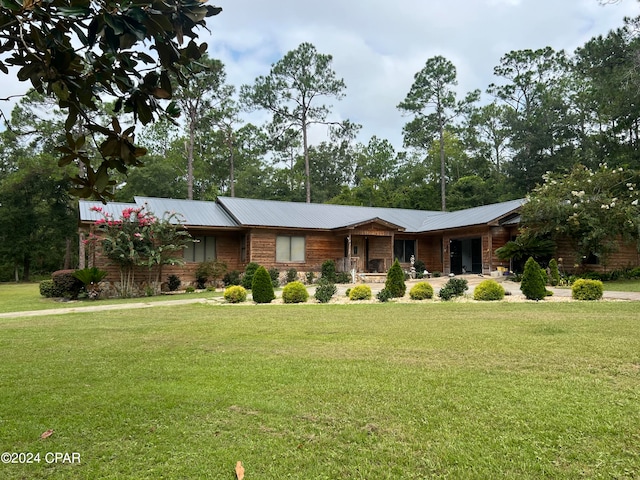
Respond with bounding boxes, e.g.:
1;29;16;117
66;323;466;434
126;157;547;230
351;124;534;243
78;195;640;286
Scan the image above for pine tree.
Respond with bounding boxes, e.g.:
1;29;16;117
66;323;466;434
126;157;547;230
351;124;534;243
251;266;275;303
520;257;547;300
385;259;407;298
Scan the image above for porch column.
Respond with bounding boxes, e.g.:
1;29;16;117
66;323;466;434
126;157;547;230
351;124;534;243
347;233;352;278
79;232;86;269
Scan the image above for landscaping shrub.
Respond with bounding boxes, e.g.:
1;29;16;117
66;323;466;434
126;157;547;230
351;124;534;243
314;279;337;303
282;281;309;303
336;271;351;283
520;257;547;300
409;281;434;300
414;259;426;278
268;267;280;288
241;262;260;289
39;279;59;298
349;285;372;301
167;274;181;292
305;271;316;284
548;259;560;286
185;286;195;293
196;260;227;288
223;270;241;286
223;285;247;303
572;279;604;300
385;259;406;297
52;269;84;299
438;277;468;301
73;267;108;286
376;288;393;302
473;279;505;301
286;268;298;283
321;259;337;283
252;266;275;303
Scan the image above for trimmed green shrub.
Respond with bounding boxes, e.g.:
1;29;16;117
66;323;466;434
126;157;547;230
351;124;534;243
282;281;309;303
414;259;426;278
252;266;275;303
223;270;241;286
409;281;434;300
376;288;393;302
349;285;372;301
336;271;351;283
473;279;505;301
268;267;280;288
39;279;59;298
385;259;406;297
321;259;337;283
286;268;298;283
196;260;227;288
305;271;316;284
167;274;181;291
438;277;468;301
241;262;260;289
52;269;84;299
224;285;247;303
314;279;337;303
73;267;107;286
185;286;195;293
521;257;547;300
548;259;560;286
571;279;604;300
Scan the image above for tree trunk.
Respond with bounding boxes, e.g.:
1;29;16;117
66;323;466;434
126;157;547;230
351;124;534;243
439;123;446;212
303;120;311;203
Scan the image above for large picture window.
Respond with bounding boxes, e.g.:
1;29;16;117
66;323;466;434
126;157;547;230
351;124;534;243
276;236;305;263
184;236;216;262
394;239;415;263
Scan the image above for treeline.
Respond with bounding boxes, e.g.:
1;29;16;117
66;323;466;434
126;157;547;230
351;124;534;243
1;16;639;280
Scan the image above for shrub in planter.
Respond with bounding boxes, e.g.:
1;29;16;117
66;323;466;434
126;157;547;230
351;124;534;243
438;277;468;301
268;267;280;288
349;285;372;301
52;269;84;299
282;281;309;303
314;279;337;303
376;287;392;302
473;279;505;301
241;262;260;289
385;259;406;297
167;274;181;292
39;279;59;298
336;271;351;283
520;257;547;300
409;281;434;300
286;268;298;283
571;279;604;300
252;266;275;303
223;270;241;286
224;285;247;303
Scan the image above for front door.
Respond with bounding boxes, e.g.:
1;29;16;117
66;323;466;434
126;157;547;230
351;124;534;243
351;237;368;272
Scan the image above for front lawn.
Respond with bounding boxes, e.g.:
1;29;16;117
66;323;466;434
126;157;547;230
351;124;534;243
0;303;638;479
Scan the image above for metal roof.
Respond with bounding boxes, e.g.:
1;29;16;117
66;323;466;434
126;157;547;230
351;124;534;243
79;196;524;233
135;197;238;227
417;199;525;232
216;196;445;232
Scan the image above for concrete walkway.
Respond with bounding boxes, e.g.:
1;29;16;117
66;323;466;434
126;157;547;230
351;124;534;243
1;275;638;319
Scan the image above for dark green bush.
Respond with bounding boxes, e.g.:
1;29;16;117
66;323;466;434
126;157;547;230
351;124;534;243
167;274;181;292
305;271;316;284
336;271;351;283
385;259;406;298
286;268;298;283
321;259;337;283
548;259;560;286
409;281;434;300
473;279;505;301
241;262;260;289
438;277;468;301
349;285;372;301
224;285;247;303
521;257;547;300
414;259;426;278
282;281;309;303
52;269;84;299
223;270;241;286
252;266;275;303
571;279;604;300
73;267;107;286
195;260;227;288
376;288;393;302
185;286;195;293
268;267;280;288
39;279;59;298
314;279;337;303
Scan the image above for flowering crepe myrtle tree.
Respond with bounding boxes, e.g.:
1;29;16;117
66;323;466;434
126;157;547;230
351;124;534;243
87;205;192;297
521;164;640;267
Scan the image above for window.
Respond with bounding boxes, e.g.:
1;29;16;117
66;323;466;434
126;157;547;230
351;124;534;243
276;236;305;262
394;239;415;263
184;236;216;262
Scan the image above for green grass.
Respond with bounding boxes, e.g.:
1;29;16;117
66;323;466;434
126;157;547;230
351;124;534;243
603;279;640;292
0;302;639;479
0;283;220;314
